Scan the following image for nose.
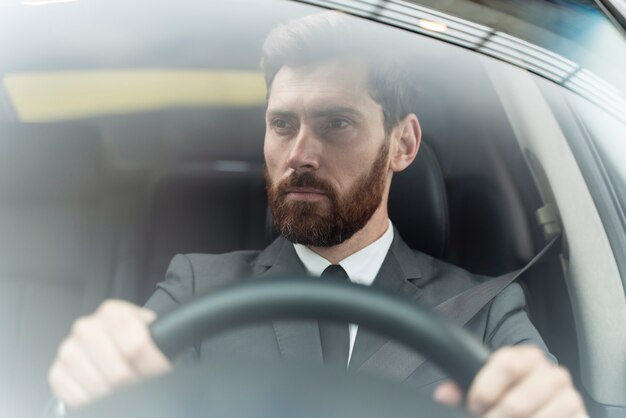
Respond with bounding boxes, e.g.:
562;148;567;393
287;124;321;173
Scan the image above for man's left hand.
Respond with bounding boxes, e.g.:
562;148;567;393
434;345;588;418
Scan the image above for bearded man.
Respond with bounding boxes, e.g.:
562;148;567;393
47;12;587;418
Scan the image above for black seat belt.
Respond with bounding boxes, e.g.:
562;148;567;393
434;233;562;327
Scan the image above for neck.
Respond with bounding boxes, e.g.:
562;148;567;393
308;205;389;264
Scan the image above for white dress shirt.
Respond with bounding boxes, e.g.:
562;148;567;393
293;219;394;365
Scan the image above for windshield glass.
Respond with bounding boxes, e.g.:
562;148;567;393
2;0;624;123
1;1;625;417
411;0;626;90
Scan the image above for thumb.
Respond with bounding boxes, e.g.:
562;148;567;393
433;380;463;407
139;308;157;323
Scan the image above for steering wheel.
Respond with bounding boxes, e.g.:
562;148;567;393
72;278;490;418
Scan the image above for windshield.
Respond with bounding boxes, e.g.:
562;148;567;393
412;0;626;90
2;0;624;123
1;1;625;417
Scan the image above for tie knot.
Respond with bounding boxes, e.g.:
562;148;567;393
320;264;349;282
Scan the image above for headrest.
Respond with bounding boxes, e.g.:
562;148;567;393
389;140;449;258
167;107;265;164
0;123;103;202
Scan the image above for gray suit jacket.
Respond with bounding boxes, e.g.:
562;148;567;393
144;231;553;396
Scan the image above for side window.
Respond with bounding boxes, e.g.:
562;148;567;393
569;94;626;218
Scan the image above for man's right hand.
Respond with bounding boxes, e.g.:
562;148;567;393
48;300;172;410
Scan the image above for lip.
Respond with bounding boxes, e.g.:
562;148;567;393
284;188;328;201
285;187;326;195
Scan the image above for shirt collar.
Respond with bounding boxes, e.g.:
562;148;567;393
293;219;394;286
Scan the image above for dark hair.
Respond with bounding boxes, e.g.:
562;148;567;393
260;12;419;134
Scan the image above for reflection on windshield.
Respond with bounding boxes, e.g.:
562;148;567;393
310;0;626;123
3;71;265;121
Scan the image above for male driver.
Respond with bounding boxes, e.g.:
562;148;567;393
48;12;587;418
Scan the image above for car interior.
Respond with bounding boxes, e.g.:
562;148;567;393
1;0;624;417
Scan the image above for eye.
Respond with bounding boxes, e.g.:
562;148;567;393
327;118;350;129
270;118;295;134
272;119;288;129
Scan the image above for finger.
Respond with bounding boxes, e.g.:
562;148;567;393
101;306;171;377
467;346;547;416
483;364;573;418
71;316;139;388
139;308;157;323
48;362;91;410
56;339;111;398
434;380;463;407
530;387;587;418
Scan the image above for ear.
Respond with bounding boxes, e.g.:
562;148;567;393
390;113;421;173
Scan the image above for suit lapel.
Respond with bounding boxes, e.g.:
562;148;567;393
352;232;485;385
253;236;304;278
350;231;437;382
252;237;324;365
249;231;438;379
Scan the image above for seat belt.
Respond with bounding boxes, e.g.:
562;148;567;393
355;233;563;381
434;233;562;327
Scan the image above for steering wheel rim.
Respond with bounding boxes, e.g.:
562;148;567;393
72;278;490;418
150;277;490;391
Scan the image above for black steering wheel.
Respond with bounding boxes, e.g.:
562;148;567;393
72;278;490;418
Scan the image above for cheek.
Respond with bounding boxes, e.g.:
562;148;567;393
338;148;385;190
328;164;361;196
263;135;277;165
264;138;285;178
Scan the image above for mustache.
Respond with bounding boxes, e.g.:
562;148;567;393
276;172;335;197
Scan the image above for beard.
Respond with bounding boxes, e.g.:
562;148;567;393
266;141;389;247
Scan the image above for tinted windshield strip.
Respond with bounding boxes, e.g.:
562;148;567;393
296;0;626;124
597;0;626;33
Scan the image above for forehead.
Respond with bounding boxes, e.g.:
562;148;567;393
267;59;379;113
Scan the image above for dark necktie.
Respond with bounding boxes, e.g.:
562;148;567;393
319;264;350;367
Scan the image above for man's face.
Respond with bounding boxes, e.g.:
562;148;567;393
264;59;391;247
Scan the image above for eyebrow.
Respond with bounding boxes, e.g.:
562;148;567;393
266;106;364;120
310;106;364;119
265;109;297;120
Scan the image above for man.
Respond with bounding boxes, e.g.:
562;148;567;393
48;12;587;418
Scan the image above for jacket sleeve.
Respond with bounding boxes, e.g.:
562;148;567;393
144;254;195;315
42;256;198;418
143;254;200;363
483;282;557;363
